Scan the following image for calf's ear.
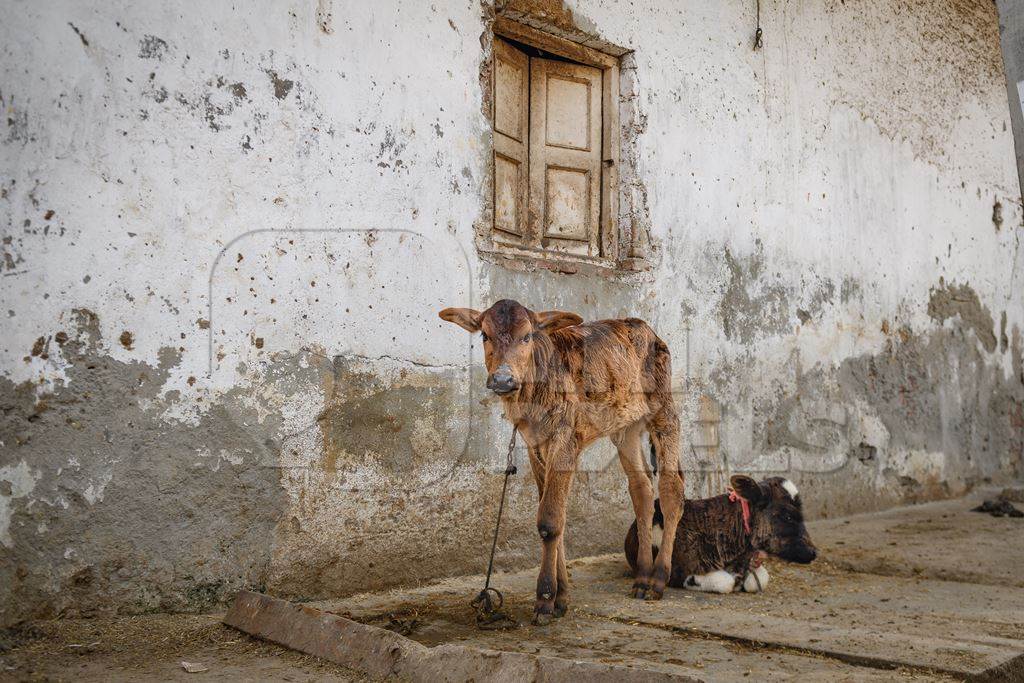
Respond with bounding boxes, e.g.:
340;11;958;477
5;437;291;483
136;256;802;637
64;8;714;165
730;475;766;507
439;307;482;333
536;310;583;333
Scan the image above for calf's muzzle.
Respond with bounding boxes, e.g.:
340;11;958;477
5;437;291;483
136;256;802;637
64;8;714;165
486;364;519;395
778;541;817;564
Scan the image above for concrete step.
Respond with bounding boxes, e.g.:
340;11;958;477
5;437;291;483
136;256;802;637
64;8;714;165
225;590;703;682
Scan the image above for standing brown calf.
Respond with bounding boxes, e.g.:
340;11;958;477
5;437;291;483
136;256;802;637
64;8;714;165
439;299;685;625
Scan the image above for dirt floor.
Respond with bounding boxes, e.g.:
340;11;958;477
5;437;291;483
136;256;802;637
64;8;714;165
0;613;366;682
3;487;1023;681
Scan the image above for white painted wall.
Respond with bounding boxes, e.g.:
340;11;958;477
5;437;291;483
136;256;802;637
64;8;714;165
3;1;485;391
3;0;1019;429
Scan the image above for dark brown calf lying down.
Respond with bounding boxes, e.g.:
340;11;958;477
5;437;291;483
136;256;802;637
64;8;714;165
624;475;817;593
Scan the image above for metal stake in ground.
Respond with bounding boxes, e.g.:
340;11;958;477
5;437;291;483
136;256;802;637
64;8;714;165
470;428;519;630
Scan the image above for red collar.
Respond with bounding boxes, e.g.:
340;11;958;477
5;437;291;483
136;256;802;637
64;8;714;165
728;488;752;535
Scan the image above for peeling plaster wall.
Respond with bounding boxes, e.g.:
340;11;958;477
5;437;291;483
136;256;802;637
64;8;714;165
1;0;1022;625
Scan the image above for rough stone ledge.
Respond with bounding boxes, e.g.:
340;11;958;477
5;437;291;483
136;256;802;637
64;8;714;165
223;590;701;682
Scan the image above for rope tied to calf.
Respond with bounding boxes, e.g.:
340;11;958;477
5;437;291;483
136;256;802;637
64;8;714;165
728;487;752;535
741;549;766;593
728;486;764;592
470;427;519;630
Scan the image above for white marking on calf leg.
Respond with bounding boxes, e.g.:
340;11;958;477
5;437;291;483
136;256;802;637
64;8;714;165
650;521;663;552
683;570;736;594
742;565;770;593
781;479;798;499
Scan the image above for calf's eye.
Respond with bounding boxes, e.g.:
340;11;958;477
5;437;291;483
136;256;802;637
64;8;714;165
522;334;531;343
480;332;489;342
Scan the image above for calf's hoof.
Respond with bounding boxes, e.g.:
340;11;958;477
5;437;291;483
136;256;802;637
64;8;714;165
532;609;555;626
630;580;650;599
645;586;664;601
533;589;557;625
552;602;569;618
648;568;668;600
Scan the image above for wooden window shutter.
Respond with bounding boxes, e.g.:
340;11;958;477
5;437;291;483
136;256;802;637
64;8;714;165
492;38;530;241
529;57;603;257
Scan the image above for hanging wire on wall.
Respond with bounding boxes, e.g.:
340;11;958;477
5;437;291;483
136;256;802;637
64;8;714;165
754;0;764;49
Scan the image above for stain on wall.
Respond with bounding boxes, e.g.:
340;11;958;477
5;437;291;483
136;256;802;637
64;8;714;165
0;311;289;624
927;280;998;353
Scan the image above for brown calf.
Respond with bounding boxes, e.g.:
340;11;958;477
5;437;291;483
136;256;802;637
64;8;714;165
439;299;685;624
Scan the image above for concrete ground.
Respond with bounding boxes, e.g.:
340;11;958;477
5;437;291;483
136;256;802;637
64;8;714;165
3;488;1023;681
313;487;1024;682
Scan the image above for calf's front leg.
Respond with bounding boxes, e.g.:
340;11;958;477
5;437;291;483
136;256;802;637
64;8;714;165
554;535;570;617
533;435;577;625
527;444;570;618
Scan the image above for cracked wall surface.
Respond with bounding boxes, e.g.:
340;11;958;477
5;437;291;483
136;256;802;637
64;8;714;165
1;0;1023;625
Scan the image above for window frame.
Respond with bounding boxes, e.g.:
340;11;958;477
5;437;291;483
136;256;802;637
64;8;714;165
484;17;622;271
